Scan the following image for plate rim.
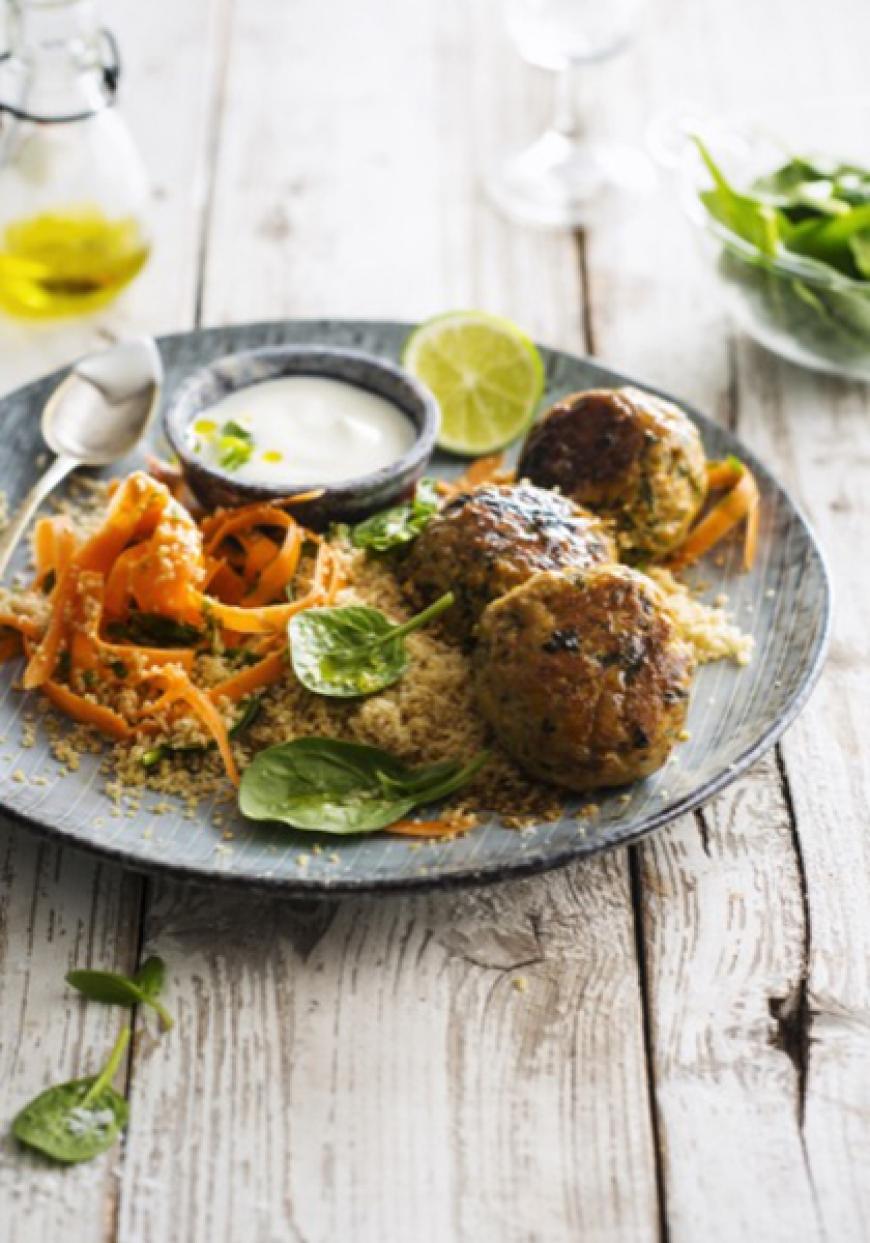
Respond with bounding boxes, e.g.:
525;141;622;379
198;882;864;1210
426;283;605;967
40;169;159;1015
0;317;833;895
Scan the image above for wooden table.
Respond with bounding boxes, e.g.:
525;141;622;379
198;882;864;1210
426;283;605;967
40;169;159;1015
1;0;868;1238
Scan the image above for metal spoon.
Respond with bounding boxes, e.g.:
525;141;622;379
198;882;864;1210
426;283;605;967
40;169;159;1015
0;336;163;581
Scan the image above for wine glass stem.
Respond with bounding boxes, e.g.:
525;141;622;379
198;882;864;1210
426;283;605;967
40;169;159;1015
553;63;581;140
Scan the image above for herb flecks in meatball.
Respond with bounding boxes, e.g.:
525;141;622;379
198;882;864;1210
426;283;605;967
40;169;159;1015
403;481;615;643
474;565;695;791
518;386;707;558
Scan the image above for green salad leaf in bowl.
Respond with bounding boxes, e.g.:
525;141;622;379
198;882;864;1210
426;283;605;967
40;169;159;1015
688;130;870;378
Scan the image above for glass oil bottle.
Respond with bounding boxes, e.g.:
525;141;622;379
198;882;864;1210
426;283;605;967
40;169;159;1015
0;0;151;318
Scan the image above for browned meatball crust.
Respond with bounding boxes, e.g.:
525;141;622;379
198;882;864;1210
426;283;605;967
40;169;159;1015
517;386;707;558
403;481;615;643
474;565;695;791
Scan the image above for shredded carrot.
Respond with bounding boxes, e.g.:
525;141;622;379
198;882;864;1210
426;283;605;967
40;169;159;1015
706;458;744;491
103;543;151;617
199;589;321;634
136;668;240;785
3;466;445;802
204;504;295;556
199;491;323;545
23;567;76;689
204;557;247;604
0;632;23;663
208;649;287;704
670;464;760;572
239;531;281;578
743;483;760;572
42;679;131;739
387;817;476;839
76;473;169;573
244;524;302;606
438;453;515;500
0;612;43;640
32;517;56;585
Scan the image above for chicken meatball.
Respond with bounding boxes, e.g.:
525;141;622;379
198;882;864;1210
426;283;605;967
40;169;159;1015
403;481;615;643
474;565;695;791
517;386;707;558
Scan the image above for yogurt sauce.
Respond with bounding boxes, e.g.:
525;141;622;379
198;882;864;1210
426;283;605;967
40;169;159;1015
189;376;416;483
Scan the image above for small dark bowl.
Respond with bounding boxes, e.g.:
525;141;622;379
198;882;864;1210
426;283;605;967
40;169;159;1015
163;345;440;527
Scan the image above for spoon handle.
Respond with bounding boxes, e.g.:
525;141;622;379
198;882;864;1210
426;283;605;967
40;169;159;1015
0;455;77;582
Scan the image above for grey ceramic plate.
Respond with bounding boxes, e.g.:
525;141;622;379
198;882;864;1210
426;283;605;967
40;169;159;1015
0;320;830;893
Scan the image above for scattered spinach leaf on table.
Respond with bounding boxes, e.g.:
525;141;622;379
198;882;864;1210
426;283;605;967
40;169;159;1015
289;591;453;698
239;736;488;834
351;476;439;553
67;956;173;1032
11;1027;130;1164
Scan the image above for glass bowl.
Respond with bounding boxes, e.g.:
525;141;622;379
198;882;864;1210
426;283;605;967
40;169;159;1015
669;98;870;380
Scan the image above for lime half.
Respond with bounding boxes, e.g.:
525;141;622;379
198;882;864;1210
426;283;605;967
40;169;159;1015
403;311;545;455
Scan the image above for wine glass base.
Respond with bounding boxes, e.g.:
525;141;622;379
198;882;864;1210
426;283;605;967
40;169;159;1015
487;130;655;228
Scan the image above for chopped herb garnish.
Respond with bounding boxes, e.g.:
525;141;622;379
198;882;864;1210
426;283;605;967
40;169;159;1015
218;436;254;471
113;612;203;647
351;477;440;554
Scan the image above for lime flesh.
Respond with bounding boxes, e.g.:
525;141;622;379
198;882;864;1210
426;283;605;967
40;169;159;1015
403;311;545;455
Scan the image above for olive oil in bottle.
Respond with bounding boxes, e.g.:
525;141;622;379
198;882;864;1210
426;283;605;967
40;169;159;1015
0;209;150;318
0;1;152;319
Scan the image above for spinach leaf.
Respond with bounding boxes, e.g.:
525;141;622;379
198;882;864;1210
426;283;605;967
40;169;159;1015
11;1027;130;1164
239;737;488;834
693;137;782;256
351;477;439;554
289;592;453;698
785;202;870;276
67;956;173;1032
696;140;870;368
849;231;870;280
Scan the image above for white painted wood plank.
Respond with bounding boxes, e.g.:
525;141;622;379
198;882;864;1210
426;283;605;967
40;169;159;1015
200;0;584;352
573;1;849;1233
0;3;225;1239
638;768;820;1241
123;859;657;1243
117;1;660;1239
0;837;139;1242
733;351;870;1239
652;0;870;1234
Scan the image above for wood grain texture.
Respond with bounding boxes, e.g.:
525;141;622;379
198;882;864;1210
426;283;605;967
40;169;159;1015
0;2;227;1239
735;353;870;1238
572;5;845;1234
0;838;139;1242
120;860;657;1243
115;0;660;1238
669;2;870;1236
